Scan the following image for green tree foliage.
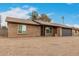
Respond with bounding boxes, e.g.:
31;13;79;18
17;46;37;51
31;11;38;20
31;11;51;22
39;14;51;22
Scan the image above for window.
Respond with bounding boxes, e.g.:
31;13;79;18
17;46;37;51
45;27;52;33
18;24;26;34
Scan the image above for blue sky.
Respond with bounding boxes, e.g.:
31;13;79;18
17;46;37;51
0;3;79;27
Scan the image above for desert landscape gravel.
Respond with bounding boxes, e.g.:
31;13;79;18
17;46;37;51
0;36;79;56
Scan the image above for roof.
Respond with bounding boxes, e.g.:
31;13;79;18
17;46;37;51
33;20;73;29
6;17;79;29
6;17;39;25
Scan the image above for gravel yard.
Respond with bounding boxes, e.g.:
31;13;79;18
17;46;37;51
0;36;79;56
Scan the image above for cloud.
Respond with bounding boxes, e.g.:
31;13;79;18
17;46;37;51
73;24;79;28
28;7;37;12
66;24;79;28
0;6;37;26
47;13;54;17
65;24;73;27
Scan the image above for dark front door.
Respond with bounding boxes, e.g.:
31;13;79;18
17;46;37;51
41;26;45;36
53;27;57;36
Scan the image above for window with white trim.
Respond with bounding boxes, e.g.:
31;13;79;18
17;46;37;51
18;24;26;34
45;27;52;33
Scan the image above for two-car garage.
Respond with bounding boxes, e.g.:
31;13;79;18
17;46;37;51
62;28;72;36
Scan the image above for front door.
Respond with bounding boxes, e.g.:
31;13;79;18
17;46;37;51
45;27;52;36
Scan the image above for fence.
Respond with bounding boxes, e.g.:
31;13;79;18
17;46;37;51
0;27;8;37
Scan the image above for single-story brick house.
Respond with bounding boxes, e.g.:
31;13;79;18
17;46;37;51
6;17;79;37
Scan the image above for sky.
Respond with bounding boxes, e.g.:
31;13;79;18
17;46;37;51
0;3;79;27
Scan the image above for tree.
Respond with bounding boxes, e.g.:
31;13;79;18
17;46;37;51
39;14;51;22
31;11;38;20
61;16;64;24
31;11;51;22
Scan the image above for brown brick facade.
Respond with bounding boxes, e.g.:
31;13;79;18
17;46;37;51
7;22;79;37
56;27;62;36
6;17;79;37
7;22;41;37
72;29;79;36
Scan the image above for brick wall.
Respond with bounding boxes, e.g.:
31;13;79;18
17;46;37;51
7;22;41;37
72;29;79;36
57;27;62;36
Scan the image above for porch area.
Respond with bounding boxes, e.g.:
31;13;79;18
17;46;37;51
40;25;62;37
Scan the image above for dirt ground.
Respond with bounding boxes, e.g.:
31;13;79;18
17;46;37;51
0;36;79;56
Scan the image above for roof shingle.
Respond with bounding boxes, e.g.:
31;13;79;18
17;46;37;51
6;17;39;25
6;17;79;29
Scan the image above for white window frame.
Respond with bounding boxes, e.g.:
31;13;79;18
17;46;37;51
17;24;27;34
45;27;52;34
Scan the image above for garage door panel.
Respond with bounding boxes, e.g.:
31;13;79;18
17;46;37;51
62;28;72;36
